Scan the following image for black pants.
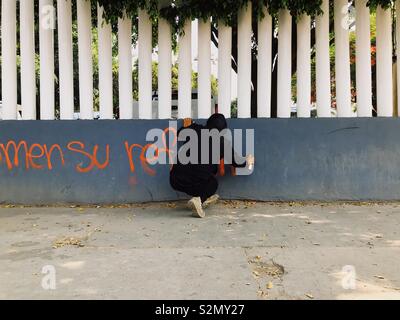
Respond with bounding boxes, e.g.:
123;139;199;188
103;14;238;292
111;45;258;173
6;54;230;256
170;174;218;203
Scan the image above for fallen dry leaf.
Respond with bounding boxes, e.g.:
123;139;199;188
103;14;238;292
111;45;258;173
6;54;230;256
257;290;268;298
305;293;314;299
52;237;85;249
253;271;260;277
266;282;274;290
249;259;285;278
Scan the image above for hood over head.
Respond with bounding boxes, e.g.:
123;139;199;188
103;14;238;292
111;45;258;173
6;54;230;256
206;113;228;132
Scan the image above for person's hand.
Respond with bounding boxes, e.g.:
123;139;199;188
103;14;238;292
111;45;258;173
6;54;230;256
246;154;255;170
183;118;193;128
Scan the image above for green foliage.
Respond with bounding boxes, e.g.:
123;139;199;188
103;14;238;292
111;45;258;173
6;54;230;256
160;0;248;31
96;0;326;32
94;0;395;25
93;0;395;31
96;0;159;23
366;0;393;10
264;0;323;17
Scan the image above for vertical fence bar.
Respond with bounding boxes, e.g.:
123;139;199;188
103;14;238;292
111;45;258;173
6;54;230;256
237;2;252;119
277;9;292;118
1;0;17;120
138;9;153;119
315;0;331;117
355;0;373;117
20;0;36;120
178;20;192;119
57;0;74;120
297;14;311;118
218;22;232;118
334;0;352;117
39;0;55;120
77;0;94;120
118;14;133;119
376;5;393;117
397;0;400;114
97;4;113;119
198;19;212;119
158;17;172;119
257;7;272;118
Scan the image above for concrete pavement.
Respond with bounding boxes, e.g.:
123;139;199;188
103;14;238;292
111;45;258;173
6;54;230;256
1;201;400;300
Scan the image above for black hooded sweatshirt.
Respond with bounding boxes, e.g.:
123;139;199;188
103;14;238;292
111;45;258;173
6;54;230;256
170;114;247;187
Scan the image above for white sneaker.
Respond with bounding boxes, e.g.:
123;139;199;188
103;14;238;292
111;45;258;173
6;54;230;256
202;194;220;209
188;197;205;218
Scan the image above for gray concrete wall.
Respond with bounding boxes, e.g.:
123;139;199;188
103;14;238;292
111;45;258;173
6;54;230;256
0;118;399;204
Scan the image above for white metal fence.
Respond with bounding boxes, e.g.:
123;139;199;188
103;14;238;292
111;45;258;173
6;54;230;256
0;0;399;120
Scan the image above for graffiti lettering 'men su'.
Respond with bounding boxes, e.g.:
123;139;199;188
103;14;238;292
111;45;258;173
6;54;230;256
0;140;110;173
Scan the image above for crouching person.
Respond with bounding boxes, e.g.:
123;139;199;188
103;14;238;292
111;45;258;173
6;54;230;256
170;114;255;218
